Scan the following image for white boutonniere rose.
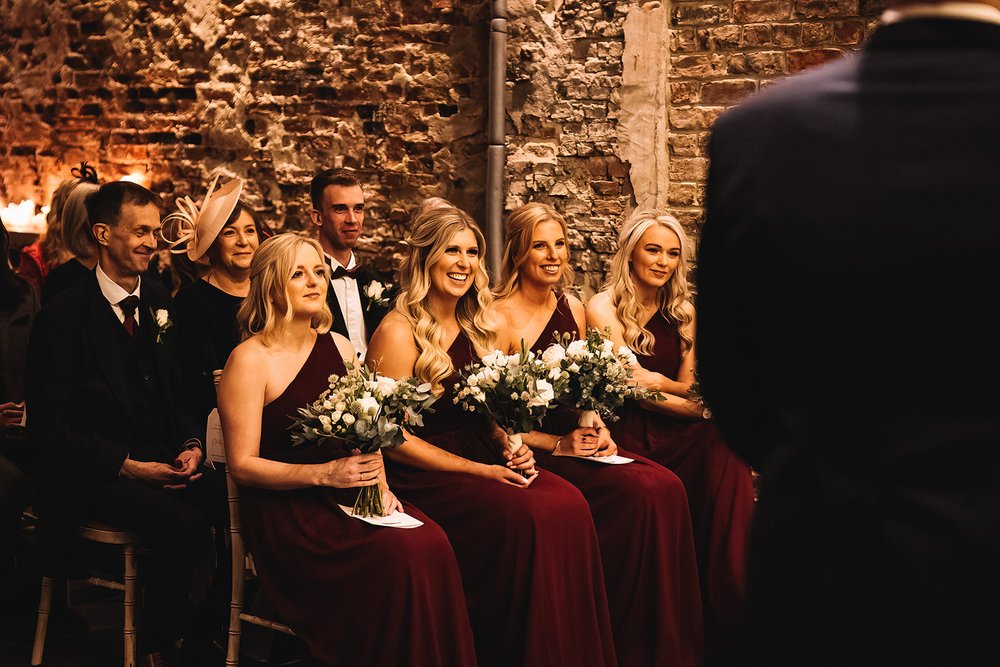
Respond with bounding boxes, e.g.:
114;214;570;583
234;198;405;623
152;308;173;343
363;281;392;310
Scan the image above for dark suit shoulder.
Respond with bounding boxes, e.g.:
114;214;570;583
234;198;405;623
36;271;97;324
142;276;171;309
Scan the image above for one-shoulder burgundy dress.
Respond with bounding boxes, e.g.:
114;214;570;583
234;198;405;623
528;294;705;666
611;311;755;664
238;333;477;666
385;331;617;667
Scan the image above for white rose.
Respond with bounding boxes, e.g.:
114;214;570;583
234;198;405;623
482;350;507;368
541;344;566;367
342;413;356;426
357;396;380;415
416;382;432;393
567;362;581;373
329;411;342;424
375;375;397;396
365;281;385;300
155;309;170;328
527;379;555;407
548;367;562;380
318;415;332;429
566;339;589;359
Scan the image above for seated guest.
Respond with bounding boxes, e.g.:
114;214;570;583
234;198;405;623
25;181;226;664
493;202;704;667
309;168;394;360
366;205;616;667
1;219;37;605
42;163;101;303
218;233;476;666
15;163;94;293
587;209;755;664
165;177;258;429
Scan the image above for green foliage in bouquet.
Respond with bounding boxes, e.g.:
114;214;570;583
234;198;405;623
289;361;436;516
453;342;562;437
540;327;657;421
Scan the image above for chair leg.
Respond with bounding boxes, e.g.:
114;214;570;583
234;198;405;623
225;565;243;666
123;545;137;667
31;576;53;666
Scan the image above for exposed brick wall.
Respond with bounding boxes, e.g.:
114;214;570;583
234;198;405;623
1;0;888;286
0;0;489;276
667;0;886;233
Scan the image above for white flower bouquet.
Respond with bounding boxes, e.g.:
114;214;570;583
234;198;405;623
540;327;648;429
453;344;563;476
290;362;436;516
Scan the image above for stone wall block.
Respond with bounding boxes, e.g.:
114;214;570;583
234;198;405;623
793;0;860;19
700;79;757;105
787;48;846;72
671;2;732;26
733;0;792;23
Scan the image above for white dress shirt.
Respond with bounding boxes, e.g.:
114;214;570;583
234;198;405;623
326;252;367;360
96;262;141;326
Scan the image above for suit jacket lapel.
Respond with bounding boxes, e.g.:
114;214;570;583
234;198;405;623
87;280;135;423
325;262;350;338
140;294;176;423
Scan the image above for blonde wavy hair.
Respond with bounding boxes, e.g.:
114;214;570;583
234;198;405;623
606;209;694;356
237;233;333;345
495;202;575;300
396;206;497;395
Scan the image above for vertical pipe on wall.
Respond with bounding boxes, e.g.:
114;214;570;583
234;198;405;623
486;1;508;283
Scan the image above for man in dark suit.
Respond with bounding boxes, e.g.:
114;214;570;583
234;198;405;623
309;168;394;361
697;2;1000;664
26;181;224;664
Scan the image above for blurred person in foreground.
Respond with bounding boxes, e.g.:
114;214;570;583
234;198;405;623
697;2;1000;665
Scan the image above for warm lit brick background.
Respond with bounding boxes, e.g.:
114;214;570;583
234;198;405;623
0;0;886;291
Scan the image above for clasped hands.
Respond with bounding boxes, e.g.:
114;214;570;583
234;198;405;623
553;426;618;458
120;447;204;489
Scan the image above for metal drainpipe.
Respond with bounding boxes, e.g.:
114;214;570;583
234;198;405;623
486;0;507;283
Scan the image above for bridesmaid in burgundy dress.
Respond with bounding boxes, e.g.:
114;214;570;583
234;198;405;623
366;206;616;667
587;210;755;666
218;234;476;666
493;202;704;667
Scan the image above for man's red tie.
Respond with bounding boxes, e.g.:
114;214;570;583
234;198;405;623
118;296;139;336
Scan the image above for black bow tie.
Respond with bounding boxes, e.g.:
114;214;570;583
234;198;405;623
330;265;362;280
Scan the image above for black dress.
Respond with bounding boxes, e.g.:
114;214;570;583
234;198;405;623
173;279;243;429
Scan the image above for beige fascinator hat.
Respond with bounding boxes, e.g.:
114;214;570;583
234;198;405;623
161;175;244;261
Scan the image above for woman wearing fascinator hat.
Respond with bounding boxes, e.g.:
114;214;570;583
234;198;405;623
166;176;262;429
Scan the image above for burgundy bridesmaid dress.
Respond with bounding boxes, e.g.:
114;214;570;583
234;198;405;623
386;330;617;667
238;333;477;666
529;294;704;667
611;311;755;665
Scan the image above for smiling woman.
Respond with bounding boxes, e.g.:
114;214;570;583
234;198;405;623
168;179;264;430
365;205;617;667
217;232;476;666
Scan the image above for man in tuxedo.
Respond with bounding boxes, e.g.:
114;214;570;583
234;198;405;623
697;2;1000;664
26;181;224;664
310;168;394;360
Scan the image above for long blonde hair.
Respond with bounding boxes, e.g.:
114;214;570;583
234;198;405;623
237;234;332;345
396;206;496;395
606;209;694;356
495;202;575;300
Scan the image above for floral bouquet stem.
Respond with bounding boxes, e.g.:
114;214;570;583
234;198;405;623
354;484;384;518
506;430;530;479
577;408;600;430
